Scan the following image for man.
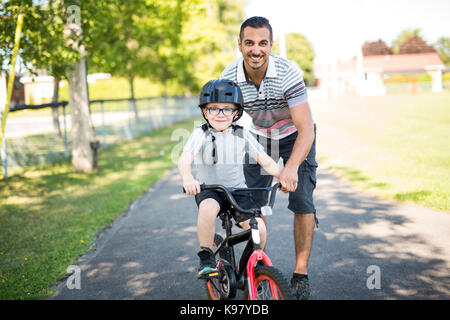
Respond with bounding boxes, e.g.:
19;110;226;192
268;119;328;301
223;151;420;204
220;16;318;300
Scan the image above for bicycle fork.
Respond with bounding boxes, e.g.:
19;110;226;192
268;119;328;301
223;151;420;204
245;218;280;300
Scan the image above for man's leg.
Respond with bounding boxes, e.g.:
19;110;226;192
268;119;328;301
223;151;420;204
293;213;315;274
281;130;318;299
288;171;317;300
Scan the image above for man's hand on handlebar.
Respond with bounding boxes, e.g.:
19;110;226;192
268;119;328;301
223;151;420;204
182;177;201;195
277;165;298;193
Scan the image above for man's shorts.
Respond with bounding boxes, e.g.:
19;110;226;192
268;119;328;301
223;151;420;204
244;125;318;225
195;189;260;227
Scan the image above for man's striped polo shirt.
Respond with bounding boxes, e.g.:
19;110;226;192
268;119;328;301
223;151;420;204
220;54;309;140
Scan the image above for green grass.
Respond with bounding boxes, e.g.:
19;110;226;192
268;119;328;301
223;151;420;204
314;91;450;212
0;118;197;299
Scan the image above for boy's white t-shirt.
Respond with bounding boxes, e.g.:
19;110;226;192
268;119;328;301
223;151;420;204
183;125;264;188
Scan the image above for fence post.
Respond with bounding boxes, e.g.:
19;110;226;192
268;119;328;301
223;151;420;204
100;101;107;148
62;104;69;159
163;96;168;127
147;98;154;132
128;99;134;139
1;137;7;179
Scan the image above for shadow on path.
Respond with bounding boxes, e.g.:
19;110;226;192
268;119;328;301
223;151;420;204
50;168;450;300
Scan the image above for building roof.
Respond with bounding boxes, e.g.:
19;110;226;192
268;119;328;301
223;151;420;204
363;52;445;73
313;52;445;78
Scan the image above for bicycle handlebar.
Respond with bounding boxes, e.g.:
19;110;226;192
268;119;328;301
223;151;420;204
183;183;281;215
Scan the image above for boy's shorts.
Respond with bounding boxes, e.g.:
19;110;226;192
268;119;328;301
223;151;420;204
195;189;260;227
244;125;318;225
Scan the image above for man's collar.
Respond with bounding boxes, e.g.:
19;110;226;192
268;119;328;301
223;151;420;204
237;55;277;83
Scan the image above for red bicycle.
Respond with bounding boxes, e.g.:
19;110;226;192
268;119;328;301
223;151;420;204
198;183;294;300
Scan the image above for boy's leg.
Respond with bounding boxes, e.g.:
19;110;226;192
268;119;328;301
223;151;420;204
197;198;220;250
196;197;221;276
238;217;266;250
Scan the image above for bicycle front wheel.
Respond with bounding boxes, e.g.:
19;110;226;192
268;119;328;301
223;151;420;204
243;265;294;300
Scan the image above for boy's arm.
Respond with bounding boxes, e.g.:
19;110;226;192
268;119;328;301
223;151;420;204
178;150;201;195
256;151;280;179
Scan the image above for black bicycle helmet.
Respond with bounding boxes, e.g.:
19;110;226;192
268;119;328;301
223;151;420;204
199;79;244;122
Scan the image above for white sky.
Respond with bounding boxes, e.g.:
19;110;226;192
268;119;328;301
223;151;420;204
245;0;450;63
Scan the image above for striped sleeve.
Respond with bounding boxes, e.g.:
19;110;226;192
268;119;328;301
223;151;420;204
282;61;308;108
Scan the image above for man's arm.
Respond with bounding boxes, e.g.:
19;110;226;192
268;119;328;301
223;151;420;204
279;102;314;192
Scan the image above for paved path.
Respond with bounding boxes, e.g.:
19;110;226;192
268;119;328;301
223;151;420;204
50;167;450;300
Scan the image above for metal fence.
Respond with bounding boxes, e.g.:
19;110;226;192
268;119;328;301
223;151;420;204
385;80;450;95
2;96;199;178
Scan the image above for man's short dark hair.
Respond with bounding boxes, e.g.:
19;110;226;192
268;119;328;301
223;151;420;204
239;16;273;41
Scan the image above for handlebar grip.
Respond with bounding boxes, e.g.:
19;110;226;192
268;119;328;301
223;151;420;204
268;183;281;207
182;183;205;194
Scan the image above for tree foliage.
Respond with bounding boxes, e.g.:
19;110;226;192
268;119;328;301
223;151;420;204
392;28;424;54
272;33;315;86
0;0;245;95
362;39;393;56
0;0;79;78
435;37;450;66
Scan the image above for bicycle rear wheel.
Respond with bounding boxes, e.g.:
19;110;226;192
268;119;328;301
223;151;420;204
243;265;294;300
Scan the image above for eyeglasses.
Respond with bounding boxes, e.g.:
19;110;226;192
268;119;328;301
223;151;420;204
205;106;237;116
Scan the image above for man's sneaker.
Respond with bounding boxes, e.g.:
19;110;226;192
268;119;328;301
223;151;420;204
197;248;218;277
291;274;310;300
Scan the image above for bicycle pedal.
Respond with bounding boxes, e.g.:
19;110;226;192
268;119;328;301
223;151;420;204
198;271;219;280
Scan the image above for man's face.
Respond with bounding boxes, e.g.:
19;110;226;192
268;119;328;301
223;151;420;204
238;26;272;72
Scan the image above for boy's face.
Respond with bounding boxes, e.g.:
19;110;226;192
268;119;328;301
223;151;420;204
203;102;238;131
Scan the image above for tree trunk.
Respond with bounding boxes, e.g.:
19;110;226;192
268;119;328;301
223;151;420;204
68;57;94;172
51;76;62;137
65;6;94;172
129;75;139;120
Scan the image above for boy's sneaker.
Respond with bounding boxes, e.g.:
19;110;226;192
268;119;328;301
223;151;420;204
197;248;218;277
291;274;310;300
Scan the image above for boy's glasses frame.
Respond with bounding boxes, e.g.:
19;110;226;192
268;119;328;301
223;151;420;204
205;106;237;116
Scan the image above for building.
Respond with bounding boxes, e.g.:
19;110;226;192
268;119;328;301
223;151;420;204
314;39;446;97
19;72;111;105
0;72;25;108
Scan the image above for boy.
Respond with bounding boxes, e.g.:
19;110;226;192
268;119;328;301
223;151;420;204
178;79;281;276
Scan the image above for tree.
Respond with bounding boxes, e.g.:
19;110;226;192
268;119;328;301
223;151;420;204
392;28;424;54
148;0;244;94
1;1;81;137
272;33;315;86
64;2;97;171
0;0;246;172
362;39;393;56
435;37;450;66
398;36;436;54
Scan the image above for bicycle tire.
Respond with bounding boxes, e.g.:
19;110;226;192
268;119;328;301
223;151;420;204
243;265;295;300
